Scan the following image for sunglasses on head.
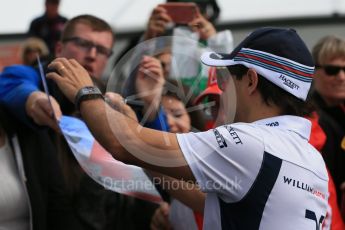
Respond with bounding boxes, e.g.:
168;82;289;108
316;65;345;76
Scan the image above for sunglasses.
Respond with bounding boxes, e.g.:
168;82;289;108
316;65;345;76
62;37;113;57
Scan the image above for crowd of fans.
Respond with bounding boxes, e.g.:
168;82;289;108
0;0;344;229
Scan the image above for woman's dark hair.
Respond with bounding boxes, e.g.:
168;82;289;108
56;135;84;195
227;65;314;117
55;76;106;195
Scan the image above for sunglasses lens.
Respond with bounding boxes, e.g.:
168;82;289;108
324;66;340;75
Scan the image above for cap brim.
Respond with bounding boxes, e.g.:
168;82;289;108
194;84;222;105
201;52;237;67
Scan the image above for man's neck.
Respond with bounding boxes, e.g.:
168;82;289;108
245;100;282;123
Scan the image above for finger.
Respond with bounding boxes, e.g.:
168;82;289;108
32;103;55;126
105;93;138;121
69;58;81;68
153;6;167;14
141;64;163;76
50;96;62;120
150;26;165;36
46;72;63;82
46;72;76;102
36;97;55;116
152;6;170;20
48;59;68;74
38;99;61;132
105;92;124;106
152;20;167;31
160;202;170;216
141;55;155;63
156;12;172;23
140;57;161;69
188;17;202;27
143;68;164;81
140;56;160;64
142;59;162;68
31;109;51;126
138;67;160;80
57;58;75;73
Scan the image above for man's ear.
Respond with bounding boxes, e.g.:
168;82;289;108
246;68;259;95
55;41;63;57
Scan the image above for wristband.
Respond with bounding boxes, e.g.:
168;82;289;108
74;86;103;111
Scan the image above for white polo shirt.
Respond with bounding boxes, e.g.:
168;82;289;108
177;115;329;230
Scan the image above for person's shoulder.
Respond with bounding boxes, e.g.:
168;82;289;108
215;122;264;149
30;14;46;24
222;122;262;136
57;14;68;22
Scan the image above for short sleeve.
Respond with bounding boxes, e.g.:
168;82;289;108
177;123;265;202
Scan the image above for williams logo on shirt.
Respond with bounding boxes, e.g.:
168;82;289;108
213;129;227;148
283;176;326;200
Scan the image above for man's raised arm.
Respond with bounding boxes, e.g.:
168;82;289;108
47;57;195;181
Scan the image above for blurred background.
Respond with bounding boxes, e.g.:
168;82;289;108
1;0;345;74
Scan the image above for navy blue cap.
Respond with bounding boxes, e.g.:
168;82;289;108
201;27;314;101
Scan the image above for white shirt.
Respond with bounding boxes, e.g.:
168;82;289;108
177;115;329;230
0;136;30;230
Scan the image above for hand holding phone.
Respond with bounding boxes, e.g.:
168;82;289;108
188;13;217;40
144;6;173;40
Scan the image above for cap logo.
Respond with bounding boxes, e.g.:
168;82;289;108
279;75;300;90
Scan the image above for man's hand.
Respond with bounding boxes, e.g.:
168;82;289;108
26;91;62;132
150;202;172;230
144;6;172;40
105;92;138;122
188;13;216;40
46;58;93;103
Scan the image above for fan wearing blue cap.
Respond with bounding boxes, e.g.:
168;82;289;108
46;27;328;230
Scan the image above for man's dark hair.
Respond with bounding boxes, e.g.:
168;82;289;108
61;14;115;45
227;65;314;117
46;0;60;4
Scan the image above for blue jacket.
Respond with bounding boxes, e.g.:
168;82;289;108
0;65;40;126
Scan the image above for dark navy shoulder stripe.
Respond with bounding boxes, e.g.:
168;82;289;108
218;152;282;229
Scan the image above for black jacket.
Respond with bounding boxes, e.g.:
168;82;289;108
314;93;345;205
1;107;82;230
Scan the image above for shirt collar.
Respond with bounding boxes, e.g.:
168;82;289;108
253;115;311;140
